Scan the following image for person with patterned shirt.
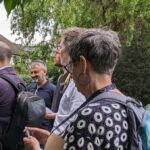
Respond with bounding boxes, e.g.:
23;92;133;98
61;28;129;150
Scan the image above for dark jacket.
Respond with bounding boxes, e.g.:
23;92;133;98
0;66;23;149
51;73;69;113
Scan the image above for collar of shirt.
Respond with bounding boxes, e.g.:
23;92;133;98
36;80;50;90
0;65;12;70
34;80;49;95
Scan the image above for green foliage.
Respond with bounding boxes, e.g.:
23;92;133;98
52;0;101;28
113;27;150;106
47;62;62;84
13;49;30;75
27;43;52;61
8;0;150;105
10;0;150;45
19;74;32;85
0;0;31;15
10;0;50;44
13;42;61;84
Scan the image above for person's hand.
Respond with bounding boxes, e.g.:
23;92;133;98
44;112;56;120
24;127;50;144
23;136;40;150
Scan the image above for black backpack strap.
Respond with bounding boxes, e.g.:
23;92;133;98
91;91;142;106
0;74;26;92
51;84;116;135
91;91;145;122
91;91;145;150
51;91;144;137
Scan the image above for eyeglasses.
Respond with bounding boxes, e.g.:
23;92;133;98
56;44;62;51
63;62;73;74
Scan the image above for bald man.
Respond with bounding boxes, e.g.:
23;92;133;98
0;41;23;150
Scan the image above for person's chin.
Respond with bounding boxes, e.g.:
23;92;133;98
33;79;40;84
54;63;62;67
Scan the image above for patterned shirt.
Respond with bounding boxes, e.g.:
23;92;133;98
64;95;129;150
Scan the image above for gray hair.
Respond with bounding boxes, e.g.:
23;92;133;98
69;28;122;75
30;60;47;71
0;41;12;61
61;27;86;51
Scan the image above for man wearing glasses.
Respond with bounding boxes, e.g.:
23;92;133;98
45;42;71;121
23;27;86;150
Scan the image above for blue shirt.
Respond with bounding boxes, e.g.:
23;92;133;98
27;80;56;131
27;80;56;109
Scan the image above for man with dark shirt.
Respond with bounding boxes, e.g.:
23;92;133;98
27;60;56;131
0;41;23;150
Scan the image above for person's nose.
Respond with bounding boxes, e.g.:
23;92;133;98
31;73;36;78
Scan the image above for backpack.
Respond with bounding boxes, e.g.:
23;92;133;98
0;75;46;150
91;91;150;150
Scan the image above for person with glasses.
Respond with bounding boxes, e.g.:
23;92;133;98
23;27;86;150
44;41;71;123
61;28;129;150
51;28;86;136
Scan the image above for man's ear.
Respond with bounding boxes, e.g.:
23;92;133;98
79;55;88;74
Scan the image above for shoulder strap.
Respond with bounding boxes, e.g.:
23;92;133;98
92;91;146;121
0;74;26;92
50;91;126;135
50;95;90;135
97;91;145;150
51;91;145;136
92;91;143;107
50;91;121;135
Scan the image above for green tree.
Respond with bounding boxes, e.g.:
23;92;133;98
113;26;150;105
10;0;150;45
0;0;31;15
12;42;61;84
8;0;150;104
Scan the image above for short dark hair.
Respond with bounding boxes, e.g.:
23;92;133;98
69;28;122;75
61;27;86;51
0;41;12;61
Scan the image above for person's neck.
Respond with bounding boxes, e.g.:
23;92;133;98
0;61;10;68
37;78;47;88
85;73;113;98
